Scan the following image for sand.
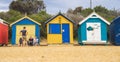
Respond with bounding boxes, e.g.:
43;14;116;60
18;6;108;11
0;45;120;62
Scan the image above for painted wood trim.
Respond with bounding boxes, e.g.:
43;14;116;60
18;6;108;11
45;12;75;24
0;18;9;25
10;16;41;26
11;25;16;44
79;12;110;25
82;40;107;44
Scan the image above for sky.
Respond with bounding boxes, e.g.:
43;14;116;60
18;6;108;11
0;0;120;15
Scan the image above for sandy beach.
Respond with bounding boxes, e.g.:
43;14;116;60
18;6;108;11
0;45;120;62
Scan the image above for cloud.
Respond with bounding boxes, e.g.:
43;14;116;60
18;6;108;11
0;4;9;12
0;9;9;12
0;0;12;12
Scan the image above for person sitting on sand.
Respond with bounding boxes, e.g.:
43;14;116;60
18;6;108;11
33;36;39;46
28;36;34;46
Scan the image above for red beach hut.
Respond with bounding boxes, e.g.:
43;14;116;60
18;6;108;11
0;18;8;46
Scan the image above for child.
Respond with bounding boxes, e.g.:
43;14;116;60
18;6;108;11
33;36;39;46
19;37;23;46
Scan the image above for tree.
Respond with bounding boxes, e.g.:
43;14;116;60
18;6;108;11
9;0;46;14
73;7;82;14
81;8;93;17
67;8;73;14
0;10;23;23
94;6;109;14
66;7;84;24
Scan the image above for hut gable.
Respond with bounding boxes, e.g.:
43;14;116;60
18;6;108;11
45;12;75;24
10;16;41;26
0;18;9;25
79;12;110;25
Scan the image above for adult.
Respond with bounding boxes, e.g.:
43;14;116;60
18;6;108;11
20;27;28;45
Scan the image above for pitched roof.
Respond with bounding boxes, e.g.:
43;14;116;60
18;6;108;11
0;18;9;25
10;16;41;26
110;16;120;24
45;12;75;24
79;12;110;25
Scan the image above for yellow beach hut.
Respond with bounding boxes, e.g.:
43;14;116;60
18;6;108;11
45;12;75;44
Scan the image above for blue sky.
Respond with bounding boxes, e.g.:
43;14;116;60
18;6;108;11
0;0;12;12
0;0;120;14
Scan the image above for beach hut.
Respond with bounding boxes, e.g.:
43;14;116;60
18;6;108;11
10;16;41;45
45;12;75;44
78;12;110;44
0;18;8;46
110;16;120;45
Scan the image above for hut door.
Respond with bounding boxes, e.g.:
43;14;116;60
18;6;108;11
86;23;101;42
115;29;120;43
16;25;35;44
62;24;70;43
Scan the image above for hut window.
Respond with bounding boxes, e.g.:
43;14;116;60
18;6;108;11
49;24;61;34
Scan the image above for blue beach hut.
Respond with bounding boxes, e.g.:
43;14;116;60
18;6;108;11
10;16;41;45
78;12;110;44
110;16;120;45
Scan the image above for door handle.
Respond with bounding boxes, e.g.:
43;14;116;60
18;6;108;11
62;30;65;32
